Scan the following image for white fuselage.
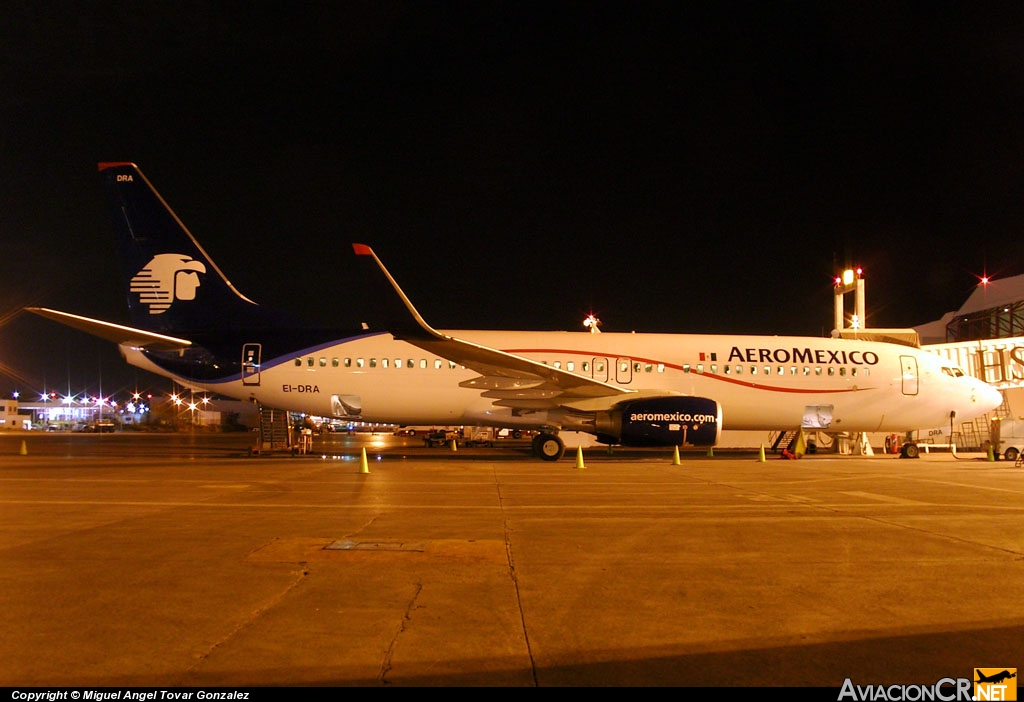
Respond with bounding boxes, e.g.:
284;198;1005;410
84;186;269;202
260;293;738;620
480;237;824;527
122;329;1001;434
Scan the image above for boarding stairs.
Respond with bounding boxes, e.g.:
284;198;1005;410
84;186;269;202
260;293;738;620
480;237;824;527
771;429;799;453
253;406;293;455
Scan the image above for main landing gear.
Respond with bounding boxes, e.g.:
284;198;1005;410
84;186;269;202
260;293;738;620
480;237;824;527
532;432;565;461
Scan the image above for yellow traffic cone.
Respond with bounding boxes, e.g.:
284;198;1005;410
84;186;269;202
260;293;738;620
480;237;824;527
672;446;681;465
20;440;27;456
987;443;995;462
449;439;457;452
758;444;766;463
575;446;585;469
359;448;370;474
794;430;807;457
706;446;713;457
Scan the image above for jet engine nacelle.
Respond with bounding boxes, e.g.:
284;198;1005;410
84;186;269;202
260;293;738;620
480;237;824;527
593;396;722;447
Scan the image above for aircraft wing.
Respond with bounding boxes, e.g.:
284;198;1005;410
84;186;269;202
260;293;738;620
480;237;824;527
407;334;631;407
352;244;634;409
25;307;192;351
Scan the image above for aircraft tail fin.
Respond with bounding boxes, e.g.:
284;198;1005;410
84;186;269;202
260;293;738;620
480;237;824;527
98;162;292;334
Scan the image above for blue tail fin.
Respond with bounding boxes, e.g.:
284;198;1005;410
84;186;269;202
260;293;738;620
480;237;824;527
98;162;293;334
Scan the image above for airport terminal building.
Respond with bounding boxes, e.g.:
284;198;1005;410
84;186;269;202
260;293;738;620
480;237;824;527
915;274;1024;447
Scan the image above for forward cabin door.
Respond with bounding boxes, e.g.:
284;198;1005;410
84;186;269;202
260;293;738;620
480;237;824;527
900;355;918;396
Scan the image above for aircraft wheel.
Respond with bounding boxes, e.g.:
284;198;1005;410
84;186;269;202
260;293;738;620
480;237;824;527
1004;447;1018;462
901;443;920;459
534;433;565;461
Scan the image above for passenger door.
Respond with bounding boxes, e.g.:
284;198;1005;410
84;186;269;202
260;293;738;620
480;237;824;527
900;355;918;396
242;343;261;386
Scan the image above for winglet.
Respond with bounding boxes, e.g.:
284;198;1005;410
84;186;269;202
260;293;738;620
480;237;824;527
351;243;442;340
98;161;137;171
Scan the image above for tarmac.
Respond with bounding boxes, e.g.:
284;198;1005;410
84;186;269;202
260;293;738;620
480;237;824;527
0;431;1021;688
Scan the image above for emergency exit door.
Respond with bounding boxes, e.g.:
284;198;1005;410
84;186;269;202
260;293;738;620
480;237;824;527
242;343;261;386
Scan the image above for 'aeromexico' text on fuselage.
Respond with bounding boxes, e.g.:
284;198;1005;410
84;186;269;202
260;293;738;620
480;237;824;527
727;346;880;365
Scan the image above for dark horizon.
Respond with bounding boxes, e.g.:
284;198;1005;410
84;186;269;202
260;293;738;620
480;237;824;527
4;3;1023;399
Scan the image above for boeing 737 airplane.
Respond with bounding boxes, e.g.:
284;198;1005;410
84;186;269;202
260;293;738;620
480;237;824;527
28;163;1003;460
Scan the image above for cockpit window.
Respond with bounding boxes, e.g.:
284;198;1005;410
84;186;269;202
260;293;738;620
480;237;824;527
942;366;965;377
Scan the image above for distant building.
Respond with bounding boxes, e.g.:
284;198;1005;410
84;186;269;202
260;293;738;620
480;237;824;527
0;399;29;430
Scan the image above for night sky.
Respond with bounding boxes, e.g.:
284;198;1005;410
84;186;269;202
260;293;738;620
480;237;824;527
4;2;1024;400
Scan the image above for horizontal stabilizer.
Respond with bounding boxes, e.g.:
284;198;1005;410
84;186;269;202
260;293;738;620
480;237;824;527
25;307;192;351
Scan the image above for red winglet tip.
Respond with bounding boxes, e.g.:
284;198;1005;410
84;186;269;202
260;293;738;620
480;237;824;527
98;162;136;171
352;243;373;256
